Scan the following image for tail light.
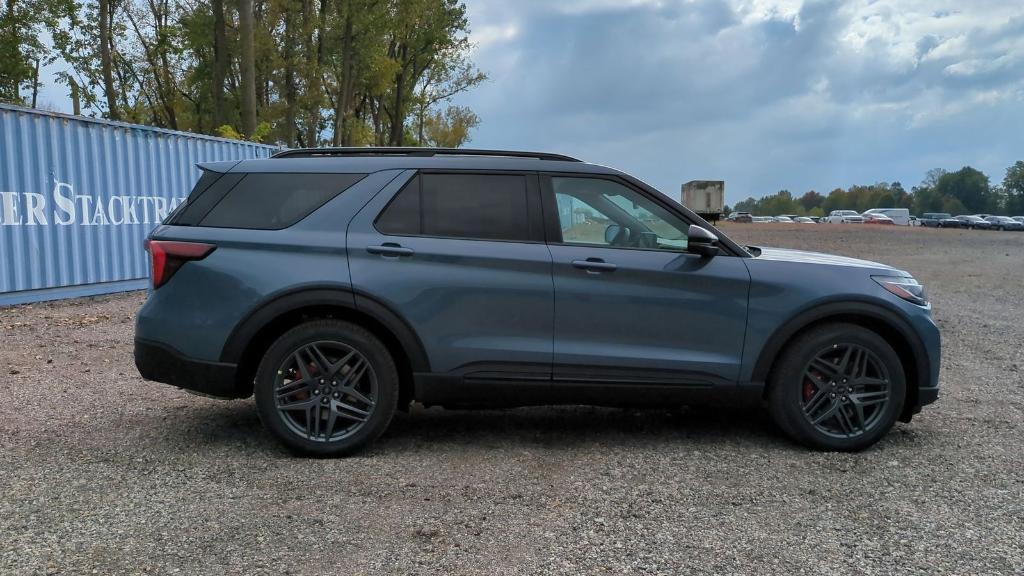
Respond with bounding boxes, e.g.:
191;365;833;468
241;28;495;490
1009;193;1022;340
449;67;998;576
144;239;216;289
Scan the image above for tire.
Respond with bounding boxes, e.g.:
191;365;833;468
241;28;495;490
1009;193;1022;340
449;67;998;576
766;323;906;451
254;320;399;456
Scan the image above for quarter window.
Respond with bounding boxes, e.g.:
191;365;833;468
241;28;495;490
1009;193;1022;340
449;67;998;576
375;173;532;242
199;173;365;230
552;177;689;250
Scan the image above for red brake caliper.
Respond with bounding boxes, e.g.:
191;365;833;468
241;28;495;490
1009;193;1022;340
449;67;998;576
803;376;816;402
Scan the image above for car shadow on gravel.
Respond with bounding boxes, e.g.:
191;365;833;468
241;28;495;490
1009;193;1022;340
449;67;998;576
156;400;816;455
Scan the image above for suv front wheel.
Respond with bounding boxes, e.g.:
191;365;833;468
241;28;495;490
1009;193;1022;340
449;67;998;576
254;320;398;456
767;323;906;451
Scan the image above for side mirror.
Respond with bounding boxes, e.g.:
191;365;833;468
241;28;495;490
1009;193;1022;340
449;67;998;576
687;225;719;258
604;224;629;245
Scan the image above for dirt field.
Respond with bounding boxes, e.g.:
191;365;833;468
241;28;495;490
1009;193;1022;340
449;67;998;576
1;224;1022;575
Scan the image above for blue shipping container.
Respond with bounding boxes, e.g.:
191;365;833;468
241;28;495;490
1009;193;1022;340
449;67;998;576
0;103;278;306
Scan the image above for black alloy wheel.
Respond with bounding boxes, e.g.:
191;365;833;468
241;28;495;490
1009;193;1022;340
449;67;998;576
274;341;377;442
767;323;906;451
799;343;891;439
255;320;398;456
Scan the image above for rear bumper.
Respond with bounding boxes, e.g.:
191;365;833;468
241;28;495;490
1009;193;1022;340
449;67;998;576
134;338;248;399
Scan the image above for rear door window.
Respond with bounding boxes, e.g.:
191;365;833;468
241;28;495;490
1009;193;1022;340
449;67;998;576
375;173;536;242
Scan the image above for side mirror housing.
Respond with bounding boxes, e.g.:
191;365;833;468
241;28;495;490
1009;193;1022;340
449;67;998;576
687;224;719;258
604;224;629;245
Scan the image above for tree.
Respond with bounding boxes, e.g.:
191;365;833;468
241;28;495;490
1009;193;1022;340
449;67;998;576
1002;161;1024;215
238;0;257;137
934;167;991;214
798;190;823;212
420;104;478;147
4;0;488;146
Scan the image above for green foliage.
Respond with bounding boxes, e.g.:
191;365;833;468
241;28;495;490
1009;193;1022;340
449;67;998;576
934;167;992;213
1001;161;1024;215
1;0;486;147
420;105;479;147
731;164;1024;217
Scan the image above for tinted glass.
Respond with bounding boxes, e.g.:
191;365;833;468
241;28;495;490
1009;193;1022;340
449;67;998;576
376;173;531;241
375;175;422;235
553;177;689;250
199;173;364;230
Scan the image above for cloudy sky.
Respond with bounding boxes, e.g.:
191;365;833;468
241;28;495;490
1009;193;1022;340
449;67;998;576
453;0;1024;204
32;1;1023;204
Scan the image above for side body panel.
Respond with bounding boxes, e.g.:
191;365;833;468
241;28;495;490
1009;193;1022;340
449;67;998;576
346;171;555;376
135;170;403;362
548;245;751;386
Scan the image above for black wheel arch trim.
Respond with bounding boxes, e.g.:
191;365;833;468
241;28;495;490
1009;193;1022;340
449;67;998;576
218;284;430;373
751;299;930;396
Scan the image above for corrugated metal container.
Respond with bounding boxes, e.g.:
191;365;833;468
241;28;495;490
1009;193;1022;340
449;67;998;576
681;180;725;219
0;103;277;306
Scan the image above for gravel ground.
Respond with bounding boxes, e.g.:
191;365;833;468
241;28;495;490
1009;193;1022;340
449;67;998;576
1;224;1022;575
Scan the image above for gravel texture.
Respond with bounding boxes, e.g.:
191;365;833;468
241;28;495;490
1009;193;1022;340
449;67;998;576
1;223;1021;575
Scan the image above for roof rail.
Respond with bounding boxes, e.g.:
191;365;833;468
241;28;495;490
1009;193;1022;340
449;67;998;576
270;147;582;162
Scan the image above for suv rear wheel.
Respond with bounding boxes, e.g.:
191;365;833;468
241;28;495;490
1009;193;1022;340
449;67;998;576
767;323;906;451
254;320;398;456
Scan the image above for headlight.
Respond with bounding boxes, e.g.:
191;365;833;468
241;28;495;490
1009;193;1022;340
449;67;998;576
872;275;928;306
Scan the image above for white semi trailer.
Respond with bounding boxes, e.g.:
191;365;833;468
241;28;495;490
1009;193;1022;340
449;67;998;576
681;180;725;222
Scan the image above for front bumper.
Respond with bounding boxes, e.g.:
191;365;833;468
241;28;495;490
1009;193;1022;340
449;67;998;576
134;338;248;399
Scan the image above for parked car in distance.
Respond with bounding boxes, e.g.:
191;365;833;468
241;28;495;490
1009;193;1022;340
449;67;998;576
752;215;773;223
919;213;961;228
824;210;864;223
984;216;1024;231
1012;216;1024;224
774;216;794;223
955;215;992;230
862;213;895;225
793;216;816;224
134;147;940;455
908;216;920;226
863;208;910;226
729;211;753;223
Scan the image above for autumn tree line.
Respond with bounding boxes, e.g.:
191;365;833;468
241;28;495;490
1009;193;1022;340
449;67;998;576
729;161;1024;218
0;0;487;147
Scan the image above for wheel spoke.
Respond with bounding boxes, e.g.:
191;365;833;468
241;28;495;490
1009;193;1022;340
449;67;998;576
307;405;323;438
835;405;856;436
337;357;367;388
807;357;840;380
279;396;318;411
811;402;839;425
333;400;369;422
323;406;338;439
293;352;312;381
276;378;313;399
803;387;832;419
849;389;888;406
304;344;333;376
343;385;374;407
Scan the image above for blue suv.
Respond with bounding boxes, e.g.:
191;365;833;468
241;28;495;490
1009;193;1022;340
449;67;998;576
135;148;940;455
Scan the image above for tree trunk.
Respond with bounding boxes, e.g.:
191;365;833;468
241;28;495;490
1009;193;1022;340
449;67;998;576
238;0;257;137
211;0;227;127
70;78;81;114
389;69;405;146
337;3;355;146
98;0;118;120
282;5;297;146
30;58;38;107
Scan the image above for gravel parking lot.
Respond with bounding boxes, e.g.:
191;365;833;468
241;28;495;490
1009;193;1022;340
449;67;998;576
2;224;1022;575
